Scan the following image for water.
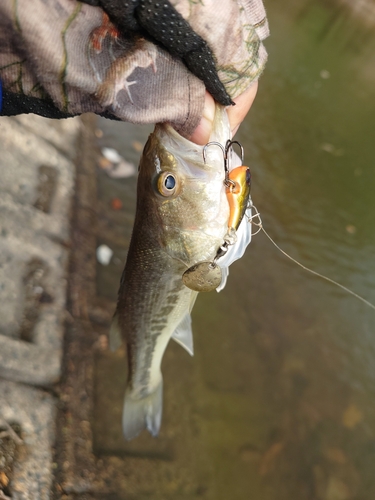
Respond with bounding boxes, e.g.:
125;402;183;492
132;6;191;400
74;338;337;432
93;1;375;498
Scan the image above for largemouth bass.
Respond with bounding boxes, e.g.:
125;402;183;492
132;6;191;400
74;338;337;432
110;106;251;440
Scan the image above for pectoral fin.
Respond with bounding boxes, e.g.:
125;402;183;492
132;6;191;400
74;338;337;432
171;292;198;356
109;312;123;351
172;313;194;356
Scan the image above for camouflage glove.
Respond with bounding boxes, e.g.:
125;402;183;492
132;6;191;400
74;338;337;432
79;0;234;106
0;0;269;137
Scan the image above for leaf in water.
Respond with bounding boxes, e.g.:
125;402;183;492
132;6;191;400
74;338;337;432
326;476;350;500
111;198;123;210
98;156;112;170
101;147;122;163
324;447;347;465
106;159;136;178
132;140;143;152
259;441;284;476
342;403;363;429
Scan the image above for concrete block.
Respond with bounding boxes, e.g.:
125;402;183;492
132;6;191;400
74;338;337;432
0;117;75;209
0;202;68;385
13;115;82;160
0;115;79;386
0;380;56;500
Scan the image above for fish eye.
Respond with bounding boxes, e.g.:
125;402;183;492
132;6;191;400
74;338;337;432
157;172;179;197
164;175;175;190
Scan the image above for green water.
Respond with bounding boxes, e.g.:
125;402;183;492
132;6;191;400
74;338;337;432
94;1;375;498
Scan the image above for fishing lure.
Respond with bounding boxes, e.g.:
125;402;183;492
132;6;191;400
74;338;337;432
222;140;251;232
182;140;252;292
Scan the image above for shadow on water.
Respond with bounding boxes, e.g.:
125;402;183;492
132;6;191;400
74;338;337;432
93;1;375;498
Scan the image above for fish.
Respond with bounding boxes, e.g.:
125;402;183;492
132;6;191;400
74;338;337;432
110;105;252;440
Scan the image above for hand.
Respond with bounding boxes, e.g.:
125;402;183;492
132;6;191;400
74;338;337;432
189;82;258;146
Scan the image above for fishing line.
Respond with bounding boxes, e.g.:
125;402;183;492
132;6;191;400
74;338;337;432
248;203;375;311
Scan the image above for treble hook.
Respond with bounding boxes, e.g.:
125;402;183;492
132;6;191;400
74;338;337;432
203;139;246;191
203;141;229;174
225;140;244;164
203;140;245;169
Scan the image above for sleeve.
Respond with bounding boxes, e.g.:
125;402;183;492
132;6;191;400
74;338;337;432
0;0;269;138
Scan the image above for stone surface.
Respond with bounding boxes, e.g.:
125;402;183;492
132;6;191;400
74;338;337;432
0;114;81;499
0;380;56;500
0;115;79;386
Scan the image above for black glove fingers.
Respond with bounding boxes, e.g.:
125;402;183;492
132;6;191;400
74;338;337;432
136;0;234;106
183;47;235;107
92;0;141;33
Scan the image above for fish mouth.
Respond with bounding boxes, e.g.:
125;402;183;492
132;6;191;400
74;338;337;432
154;105;232;175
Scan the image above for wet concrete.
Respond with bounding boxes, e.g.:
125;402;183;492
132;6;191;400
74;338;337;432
0;113;80;500
0;422;21;499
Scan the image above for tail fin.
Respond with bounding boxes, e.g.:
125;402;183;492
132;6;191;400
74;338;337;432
122;381;163;440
